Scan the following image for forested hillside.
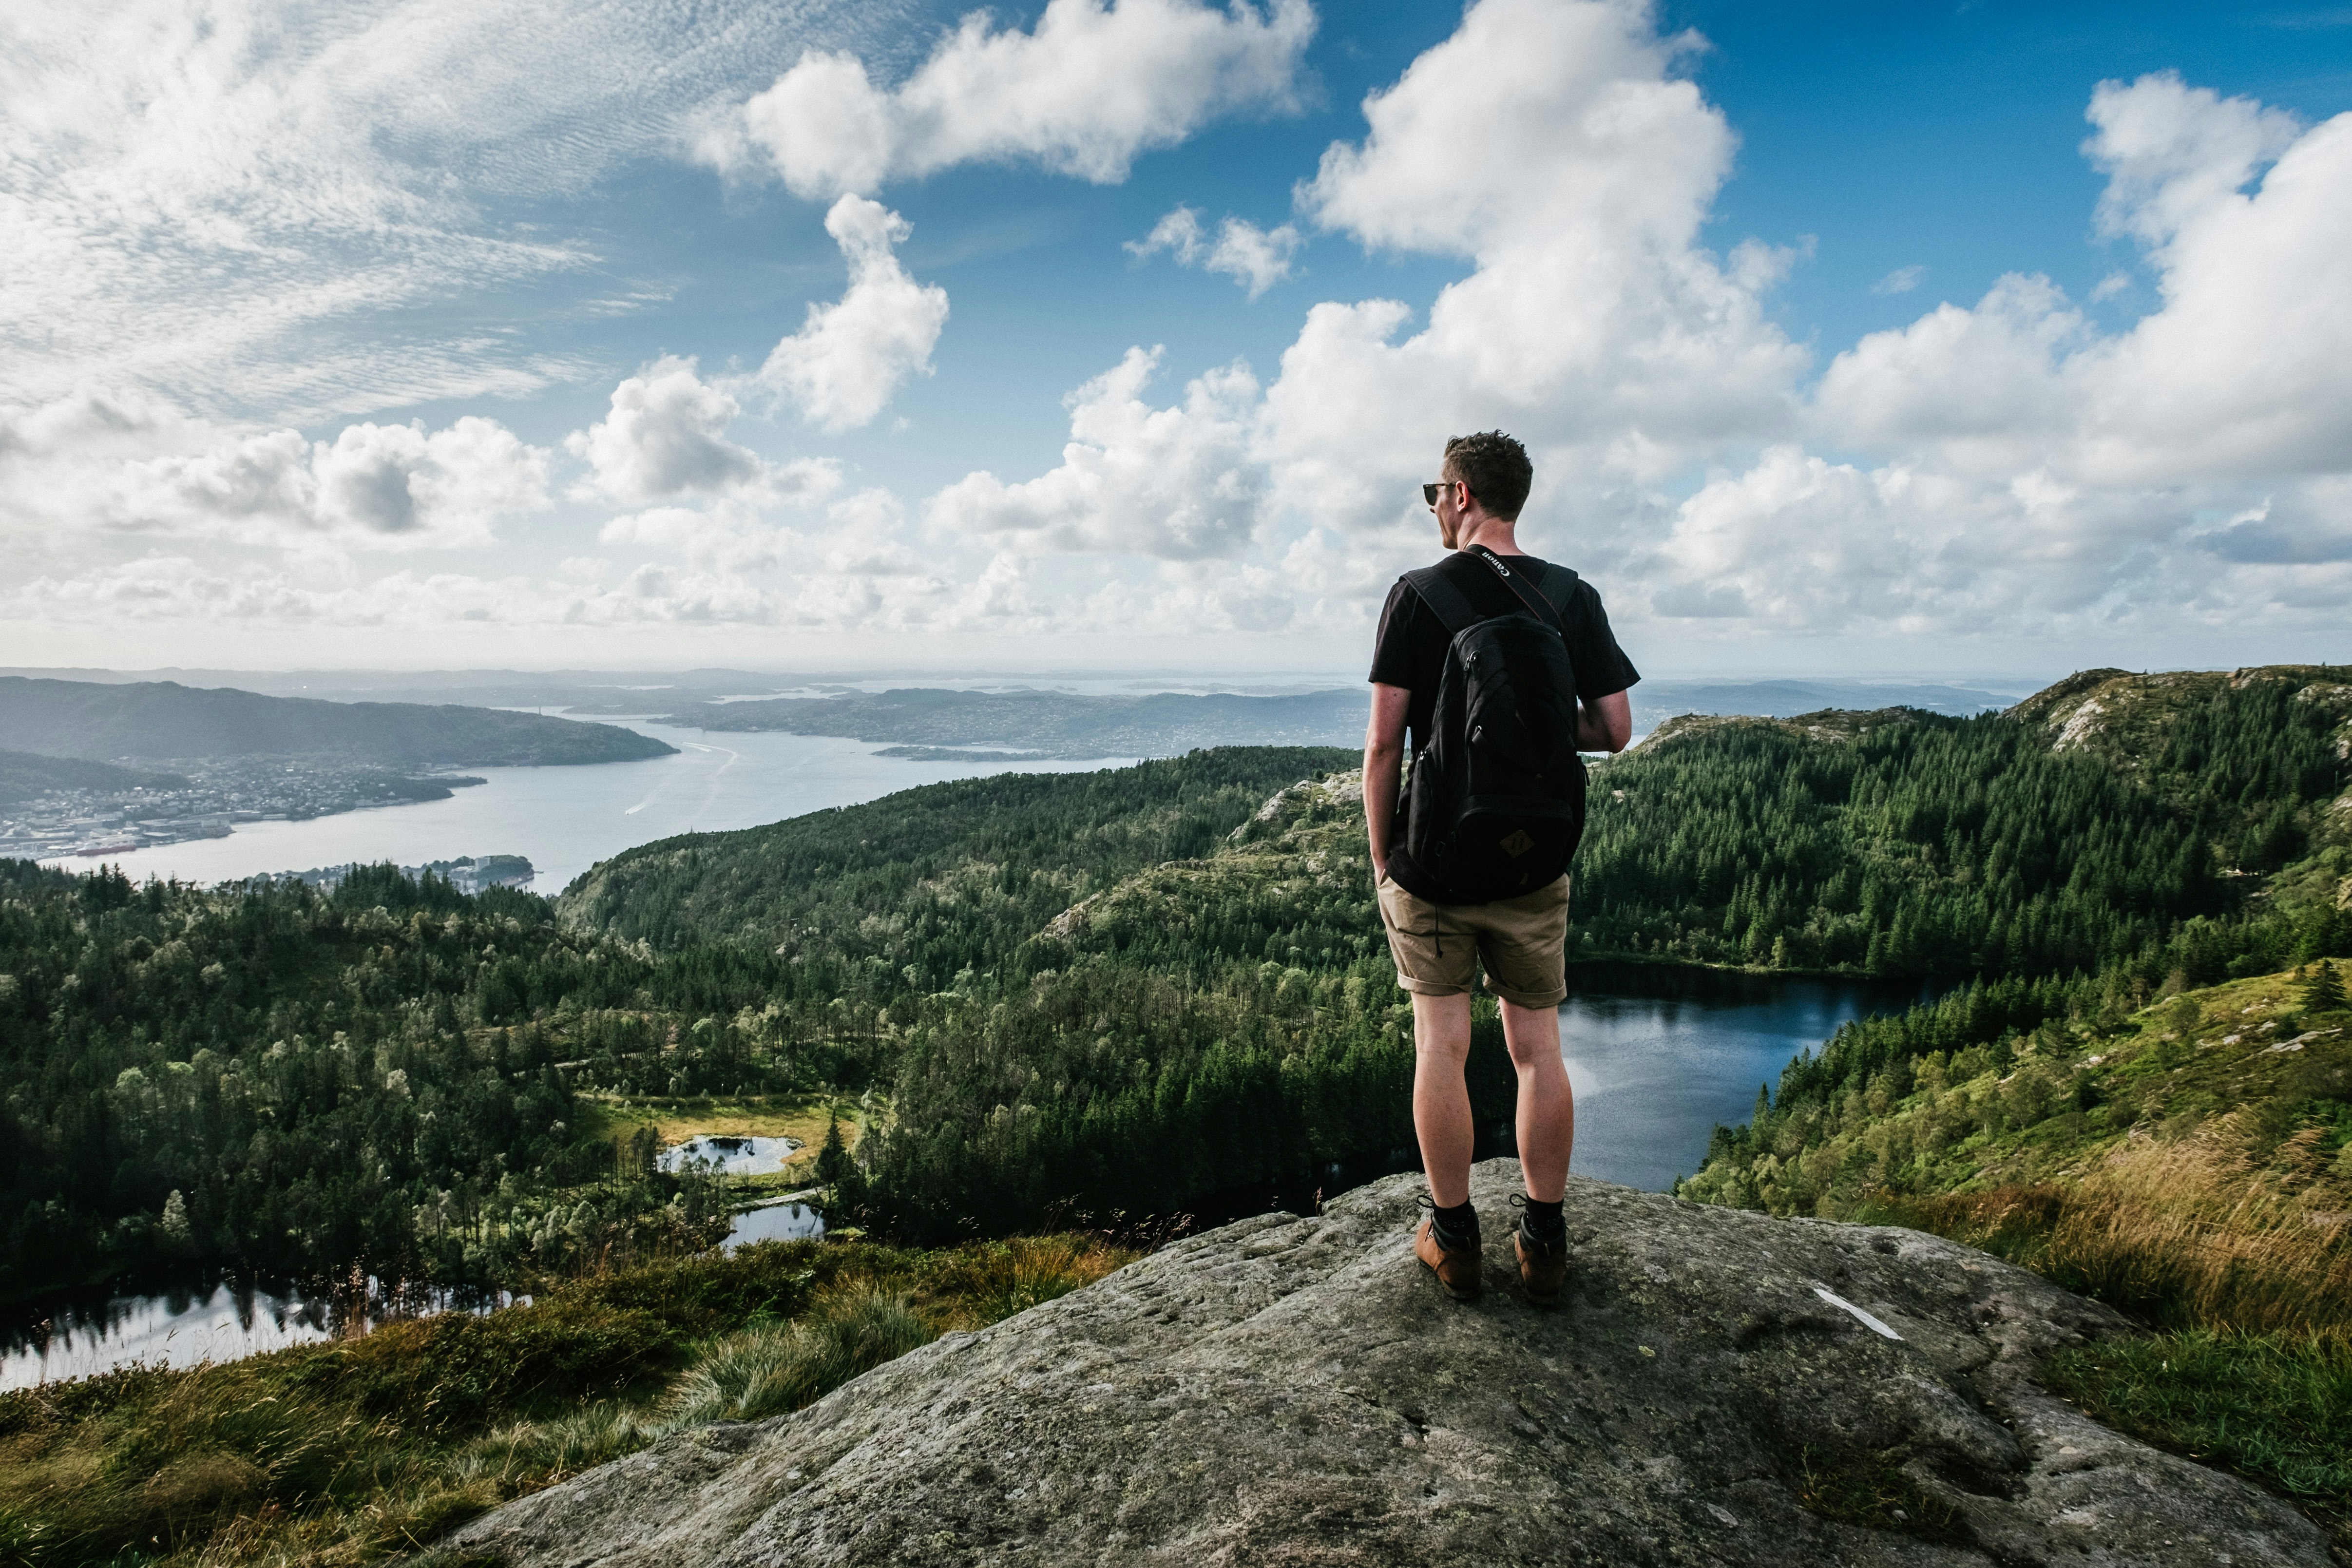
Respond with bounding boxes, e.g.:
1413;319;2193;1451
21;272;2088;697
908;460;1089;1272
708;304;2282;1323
1666;669;2352;1225
531;666;2352;1240
0;751;185;804
12;666;2350;1290
553;748;1464;1238
0;861;770;1300
1667;665;2351;1218
556;747;1356;966
1568;667;2349;973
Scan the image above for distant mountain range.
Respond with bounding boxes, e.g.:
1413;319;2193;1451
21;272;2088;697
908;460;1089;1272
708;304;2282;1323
0;678;676;765
1633;677;2022;723
644;678;2027;758
654;688;1366;757
0;669;2030;765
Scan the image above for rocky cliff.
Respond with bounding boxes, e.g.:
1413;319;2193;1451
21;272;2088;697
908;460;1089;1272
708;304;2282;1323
445;1162;2330;1567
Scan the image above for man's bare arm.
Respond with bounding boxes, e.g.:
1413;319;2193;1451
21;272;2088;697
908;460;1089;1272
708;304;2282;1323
1363;683;1411;881
1575;688;1633;753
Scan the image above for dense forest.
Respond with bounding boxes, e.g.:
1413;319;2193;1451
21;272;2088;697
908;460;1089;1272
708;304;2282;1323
5;667;2348;1290
834;668;2349;1236
0;860;772;1300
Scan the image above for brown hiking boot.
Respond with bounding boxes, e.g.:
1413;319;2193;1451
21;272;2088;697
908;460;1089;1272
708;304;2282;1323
1514;1228;1568;1306
1414;1214;1483;1300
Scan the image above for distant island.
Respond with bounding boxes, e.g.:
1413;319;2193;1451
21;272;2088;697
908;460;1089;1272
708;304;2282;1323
0;677;674;860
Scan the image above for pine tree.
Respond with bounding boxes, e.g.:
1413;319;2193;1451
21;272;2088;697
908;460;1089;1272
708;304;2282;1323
158;1189;194;1257
814;1113;849;1186
2301;959;2346;1014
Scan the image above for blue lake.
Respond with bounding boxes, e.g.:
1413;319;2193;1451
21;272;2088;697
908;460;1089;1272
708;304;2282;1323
1558;963;1943;1192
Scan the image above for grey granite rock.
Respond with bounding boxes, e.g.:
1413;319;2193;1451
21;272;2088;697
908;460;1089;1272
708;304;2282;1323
445;1162;2330;1567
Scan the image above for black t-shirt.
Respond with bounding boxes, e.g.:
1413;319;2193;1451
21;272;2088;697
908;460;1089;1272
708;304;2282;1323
1367;550;1640;758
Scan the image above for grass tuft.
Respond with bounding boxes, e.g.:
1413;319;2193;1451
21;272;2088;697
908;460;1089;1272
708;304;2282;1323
664;1289;933;1428
1791;1445;1968;1545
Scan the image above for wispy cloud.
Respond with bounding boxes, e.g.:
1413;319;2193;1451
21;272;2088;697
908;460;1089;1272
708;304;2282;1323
1871;264;1927;295
1127;207;1303;297
2260;8;2352;28
0;0;892;423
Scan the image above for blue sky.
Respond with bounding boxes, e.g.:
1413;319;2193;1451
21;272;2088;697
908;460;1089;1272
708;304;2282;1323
4;0;2350;680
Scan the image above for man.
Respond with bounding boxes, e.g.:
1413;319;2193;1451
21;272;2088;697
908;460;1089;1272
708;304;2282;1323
1363;430;1637;1304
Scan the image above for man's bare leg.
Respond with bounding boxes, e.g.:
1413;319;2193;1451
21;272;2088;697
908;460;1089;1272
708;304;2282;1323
1410;992;1475;1207
1501;999;1573;1201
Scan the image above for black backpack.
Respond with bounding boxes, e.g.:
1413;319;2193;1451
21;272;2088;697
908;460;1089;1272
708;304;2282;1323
1393;546;1587;904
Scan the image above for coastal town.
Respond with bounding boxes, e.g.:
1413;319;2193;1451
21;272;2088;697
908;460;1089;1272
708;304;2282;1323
0;758;487;862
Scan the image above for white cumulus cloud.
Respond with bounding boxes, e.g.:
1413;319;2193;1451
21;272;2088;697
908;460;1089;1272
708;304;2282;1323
698;0;1316;199
927;346;1264;559
1817;73;2352;488
1128;206;1302;297
758;196;950;432
1258;0;1807;540
23;412;553;551
566;357;837;506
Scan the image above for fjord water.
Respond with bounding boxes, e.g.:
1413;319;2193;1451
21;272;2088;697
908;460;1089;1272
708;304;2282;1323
59;717;1136;893
0;967;1925;1387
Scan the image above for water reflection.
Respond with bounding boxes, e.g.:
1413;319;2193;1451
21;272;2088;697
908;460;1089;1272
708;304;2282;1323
0;1269;518;1392
722;1201;826;1252
660;1135;801;1176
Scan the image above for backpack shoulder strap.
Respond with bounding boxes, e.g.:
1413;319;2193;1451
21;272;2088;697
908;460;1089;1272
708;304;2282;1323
1538;562;1579;625
1465;545;1565;634
1402;565;1481;637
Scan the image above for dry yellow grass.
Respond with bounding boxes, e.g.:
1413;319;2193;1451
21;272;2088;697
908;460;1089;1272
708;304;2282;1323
1893;1107;2352;1337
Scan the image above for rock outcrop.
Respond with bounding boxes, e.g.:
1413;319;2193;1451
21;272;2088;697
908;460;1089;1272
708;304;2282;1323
446;1162;2330;1567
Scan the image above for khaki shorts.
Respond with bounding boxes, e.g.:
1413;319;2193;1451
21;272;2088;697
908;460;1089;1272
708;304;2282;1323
1376;872;1570;1009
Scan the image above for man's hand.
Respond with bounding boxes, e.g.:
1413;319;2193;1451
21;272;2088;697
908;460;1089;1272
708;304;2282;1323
1364;683;1410;883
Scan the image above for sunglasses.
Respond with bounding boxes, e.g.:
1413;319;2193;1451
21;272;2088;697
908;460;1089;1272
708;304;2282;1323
1422;480;1455;507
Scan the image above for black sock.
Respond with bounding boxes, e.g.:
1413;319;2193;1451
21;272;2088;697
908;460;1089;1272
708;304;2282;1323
1431;1199;1478;1247
1519;1197;1566;1244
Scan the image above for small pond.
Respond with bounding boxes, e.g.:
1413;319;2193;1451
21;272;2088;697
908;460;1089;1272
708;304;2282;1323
660;1134;803;1176
722;1200;827;1251
0;1272;518;1393
0;1201;826;1389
